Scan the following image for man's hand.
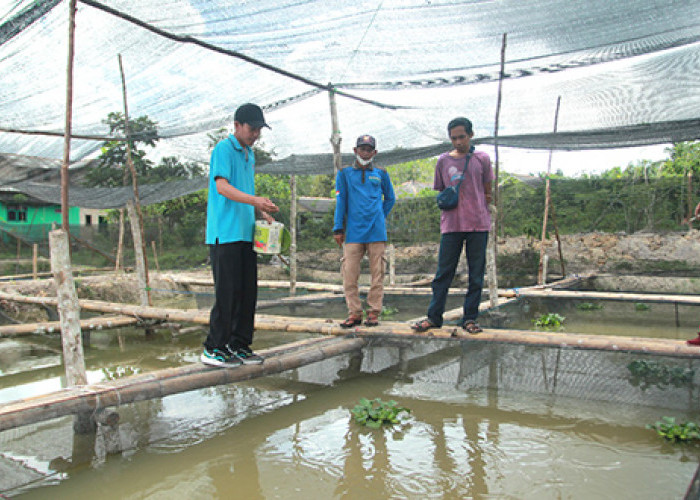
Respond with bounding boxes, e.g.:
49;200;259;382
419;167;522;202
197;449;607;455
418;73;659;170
333;232;344;247
255;196;279;214
695;201;700;219
262;211;275;224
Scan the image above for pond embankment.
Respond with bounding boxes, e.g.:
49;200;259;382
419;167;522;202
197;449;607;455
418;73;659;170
1;230;700;323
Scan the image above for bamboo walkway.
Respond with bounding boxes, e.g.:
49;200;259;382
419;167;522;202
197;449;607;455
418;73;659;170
515;288;700;306
2;279;700;432
0;336;366;432
0;315;140;338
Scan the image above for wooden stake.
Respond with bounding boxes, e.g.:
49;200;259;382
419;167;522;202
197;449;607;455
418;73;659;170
61;0;77;231
290;174;297;296
538;96;562;285
488;32;507;308
32;244;38;280
49;229;87;387
118;55;151;306
115;208;125;271
126;200;150;307
328;84;342;177
151;241;160;273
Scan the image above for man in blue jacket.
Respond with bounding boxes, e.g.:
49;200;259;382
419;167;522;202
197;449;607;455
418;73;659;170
333;135;395;327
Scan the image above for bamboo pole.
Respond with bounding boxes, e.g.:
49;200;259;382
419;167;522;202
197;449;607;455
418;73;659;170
126;200;150;307
49;229;87;387
488;32;507;308
0;336;367;432
328;84;342;177
151;241;160;273
0;315;140;338
548;200;566;278
0;266;119;282
118;55;151;306
61;0;76;231
32;244;38;280
538;96;562;285
290;174;297;296
115;208;125;271
688;170;693;233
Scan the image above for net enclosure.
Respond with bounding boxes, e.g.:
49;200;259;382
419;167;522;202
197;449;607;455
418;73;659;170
0;0;699;176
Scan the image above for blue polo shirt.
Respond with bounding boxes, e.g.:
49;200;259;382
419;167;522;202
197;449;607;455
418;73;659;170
333;164;395;243
205;135;256;244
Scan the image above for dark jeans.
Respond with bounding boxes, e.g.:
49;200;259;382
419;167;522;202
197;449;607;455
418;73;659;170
205;241;257;351
427;231;488;327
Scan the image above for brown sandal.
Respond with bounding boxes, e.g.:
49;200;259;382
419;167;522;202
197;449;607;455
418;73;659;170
411;319;436;332
462;320;482;334
364;312;379;327
340;315;362;328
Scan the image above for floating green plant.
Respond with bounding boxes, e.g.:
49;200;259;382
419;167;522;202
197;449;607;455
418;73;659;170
648;417;700;443
634;302;651;311
533;313;565;329
627;359;694;389
577;302;603;311
379;306;399;318
351;398;410;429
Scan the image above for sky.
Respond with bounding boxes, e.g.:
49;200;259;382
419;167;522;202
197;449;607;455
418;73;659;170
481;143;670;177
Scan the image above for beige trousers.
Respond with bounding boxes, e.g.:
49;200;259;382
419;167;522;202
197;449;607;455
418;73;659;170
341;242;386;316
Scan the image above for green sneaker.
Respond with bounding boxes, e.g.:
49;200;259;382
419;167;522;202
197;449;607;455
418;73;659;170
200;348;241;367
230;346;264;365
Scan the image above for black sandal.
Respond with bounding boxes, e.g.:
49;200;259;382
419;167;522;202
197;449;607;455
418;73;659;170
411;319;436;332
340;316;362;328
462;320;482;334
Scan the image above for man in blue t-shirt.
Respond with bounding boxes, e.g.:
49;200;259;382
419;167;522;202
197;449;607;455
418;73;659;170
202;103;279;367
333;134;395;327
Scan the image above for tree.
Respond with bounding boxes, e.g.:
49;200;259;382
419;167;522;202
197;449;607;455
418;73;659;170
661;141;700;177
83;112;204;187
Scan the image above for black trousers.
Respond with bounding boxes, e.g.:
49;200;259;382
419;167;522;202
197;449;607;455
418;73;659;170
204;241;257;351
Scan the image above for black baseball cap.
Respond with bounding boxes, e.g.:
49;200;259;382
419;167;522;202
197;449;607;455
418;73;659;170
234;103;270;129
356;134;376;149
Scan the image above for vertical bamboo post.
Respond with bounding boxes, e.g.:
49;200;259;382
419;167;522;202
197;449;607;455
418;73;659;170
118;54;151;306
542;254;549;285
55;0;89;429
548;200;566;277
32;244;38;280
688;170;693;233
15;238;20;274
487;33;507;308
61;0;76;232
49;229;87;386
151;241;160;273
115;208;125;271
538;96;562;285
126;200;150;307
328;84;342;177
290;174;298;296
388;244;396;286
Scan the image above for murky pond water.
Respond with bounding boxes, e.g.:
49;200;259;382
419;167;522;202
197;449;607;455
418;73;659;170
1;330;699;499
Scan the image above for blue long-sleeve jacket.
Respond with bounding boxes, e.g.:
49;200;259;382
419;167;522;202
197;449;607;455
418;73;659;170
333;164;395;243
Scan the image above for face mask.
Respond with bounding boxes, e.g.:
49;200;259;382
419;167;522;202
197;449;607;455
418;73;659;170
356;155;372;167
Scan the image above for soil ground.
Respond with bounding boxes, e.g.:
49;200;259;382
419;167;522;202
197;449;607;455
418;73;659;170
2;230;700;323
